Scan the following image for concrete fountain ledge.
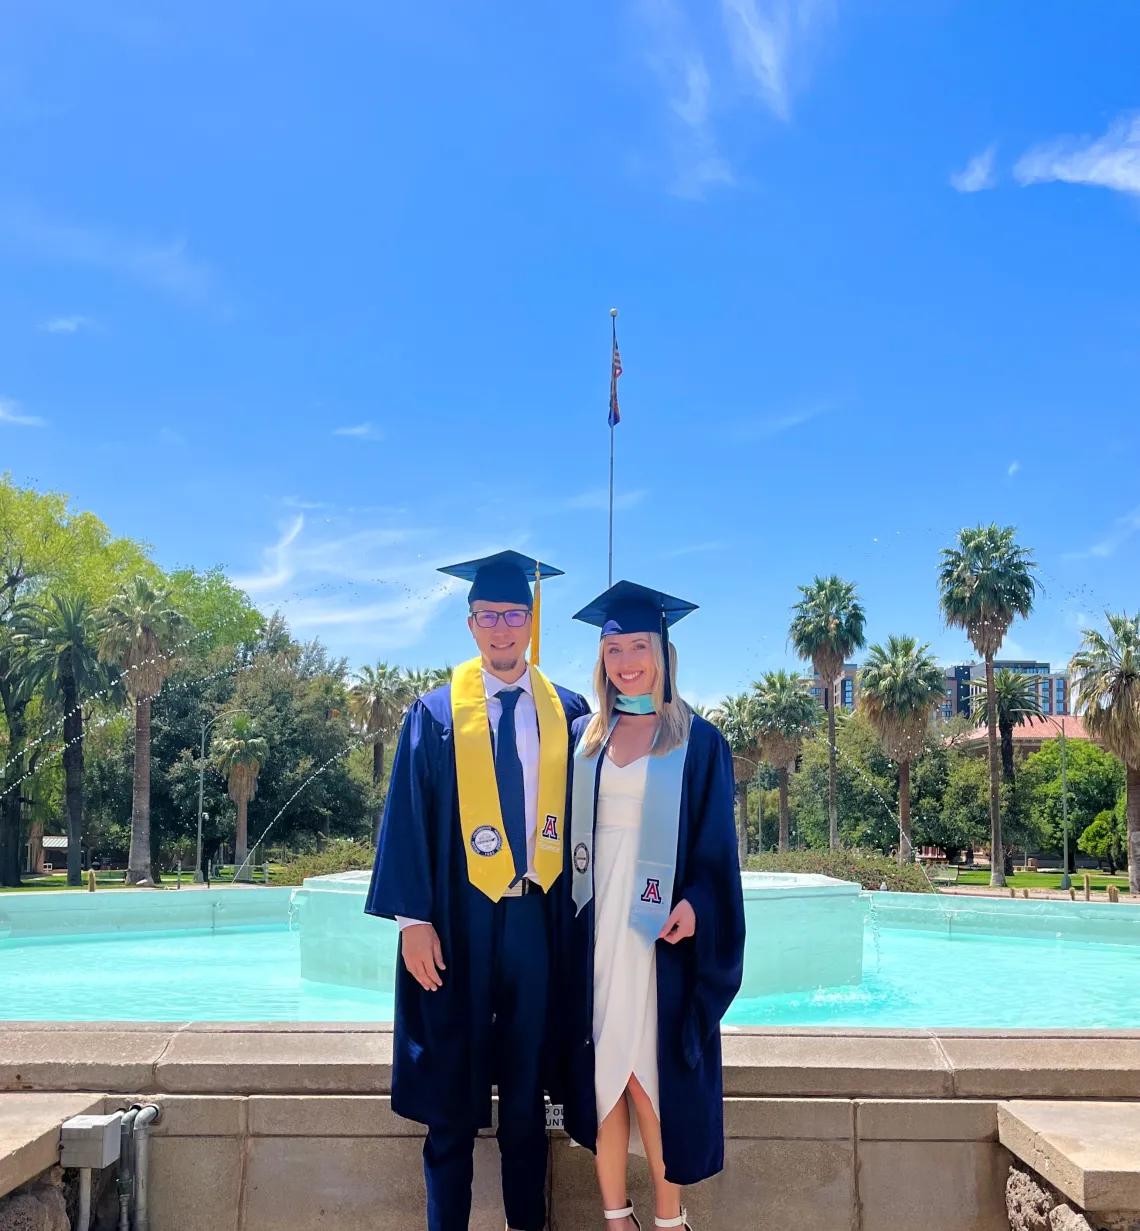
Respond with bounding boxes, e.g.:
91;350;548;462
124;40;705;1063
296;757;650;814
3;1024;1140;1100
4;1028;1140;1230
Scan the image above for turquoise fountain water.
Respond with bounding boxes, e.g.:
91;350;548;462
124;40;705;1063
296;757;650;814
2;874;1140;1026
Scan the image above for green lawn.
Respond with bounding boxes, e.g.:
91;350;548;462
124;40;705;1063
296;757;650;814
0;867;286;892
951;869;1130;892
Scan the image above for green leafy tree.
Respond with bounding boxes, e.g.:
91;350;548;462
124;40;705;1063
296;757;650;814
0;475;148;885
98;576;193;884
166;567;264;655
751;670;821;851
212;714;269;880
789;576;866;850
349;662;412;844
15;596;120;884
938;524;1038;886
930;753;991;861
1070;613;1140;892
790;711;899;853
1019;738;1124;869
970;669;1045;782
1079;808;1127;873
858;636;945;863
709;693;762;864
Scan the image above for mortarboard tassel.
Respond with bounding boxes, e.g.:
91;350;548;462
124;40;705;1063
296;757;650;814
661;609;672;705
529;566;542;666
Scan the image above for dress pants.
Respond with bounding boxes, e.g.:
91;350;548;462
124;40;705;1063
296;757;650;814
424;890;549;1231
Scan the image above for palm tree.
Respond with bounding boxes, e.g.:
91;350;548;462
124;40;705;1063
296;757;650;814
752;670;821;852
789;576;866;850
970;670;1045;782
404;667;441;698
938;525;1037;886
709;693;761;866
857;637;945;864
1070;614;1140;895
15;596;119;885
212;714;269;881
98;576;192;885
426;664;454;689
349;662;412;845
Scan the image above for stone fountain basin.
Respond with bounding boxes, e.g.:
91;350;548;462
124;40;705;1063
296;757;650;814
740;871;869;997
293;869;870;999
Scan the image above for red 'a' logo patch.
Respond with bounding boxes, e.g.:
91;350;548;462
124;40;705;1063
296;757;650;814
542;814;558;840
641;878;662;905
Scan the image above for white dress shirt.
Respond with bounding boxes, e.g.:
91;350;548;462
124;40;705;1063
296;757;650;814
397;667;541;930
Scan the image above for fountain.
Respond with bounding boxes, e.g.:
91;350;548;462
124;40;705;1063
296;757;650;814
290;869;870;998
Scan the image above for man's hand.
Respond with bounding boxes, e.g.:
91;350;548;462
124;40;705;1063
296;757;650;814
658;898;696;944
401;923;446;990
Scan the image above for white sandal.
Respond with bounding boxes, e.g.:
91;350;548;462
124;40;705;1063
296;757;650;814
655;1210;692;1229
604;1205;641;1229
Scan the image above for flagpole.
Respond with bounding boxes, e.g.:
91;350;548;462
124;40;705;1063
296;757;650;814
608;308;618;587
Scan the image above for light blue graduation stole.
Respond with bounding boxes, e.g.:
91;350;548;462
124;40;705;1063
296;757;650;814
570;713;692;944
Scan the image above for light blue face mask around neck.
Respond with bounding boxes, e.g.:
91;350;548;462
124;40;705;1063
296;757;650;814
614;693;656;715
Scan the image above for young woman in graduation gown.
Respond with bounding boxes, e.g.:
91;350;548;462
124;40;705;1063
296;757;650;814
560;581;746;1231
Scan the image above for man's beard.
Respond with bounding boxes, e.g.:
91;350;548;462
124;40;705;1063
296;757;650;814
490;655;521;674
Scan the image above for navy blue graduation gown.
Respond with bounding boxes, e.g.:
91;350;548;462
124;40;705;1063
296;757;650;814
558;713;746;1186
365;681;591;1131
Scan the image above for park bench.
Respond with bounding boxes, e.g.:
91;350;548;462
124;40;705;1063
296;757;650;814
928;864;959;885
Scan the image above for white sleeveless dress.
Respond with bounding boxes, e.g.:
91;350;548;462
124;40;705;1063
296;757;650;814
593;754;660;1142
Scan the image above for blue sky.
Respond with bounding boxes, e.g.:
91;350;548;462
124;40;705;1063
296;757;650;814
2;0;1138;703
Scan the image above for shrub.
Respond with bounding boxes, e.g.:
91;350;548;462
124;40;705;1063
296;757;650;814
746;847;934;893
275;838;375;886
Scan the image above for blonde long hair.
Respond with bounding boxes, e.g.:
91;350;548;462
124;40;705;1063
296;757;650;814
580;632;693;757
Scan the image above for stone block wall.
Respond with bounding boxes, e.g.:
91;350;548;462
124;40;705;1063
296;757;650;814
102;1093;1013;1231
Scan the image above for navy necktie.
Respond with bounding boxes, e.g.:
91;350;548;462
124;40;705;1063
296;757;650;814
495;688;528;887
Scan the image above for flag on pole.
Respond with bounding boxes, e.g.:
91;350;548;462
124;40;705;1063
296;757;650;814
608;327;623;427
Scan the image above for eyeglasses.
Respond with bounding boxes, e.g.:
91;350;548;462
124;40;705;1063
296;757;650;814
471;609;531;629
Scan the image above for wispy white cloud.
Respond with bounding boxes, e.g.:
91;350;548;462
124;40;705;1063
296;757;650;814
1014;114;1140;198
640;0;734;199
1007;460;1020;477
234;517;307;593
232;514;458;653
730;399;837;440
1065;506;1140;561
0;204;219;304
560;488;649;512
158;427;186;447
636;0;833;198
43;315;94;334
333;423;384;440
0;397;47;427
660;540;727;559
721;0;834;123
951;145;997;193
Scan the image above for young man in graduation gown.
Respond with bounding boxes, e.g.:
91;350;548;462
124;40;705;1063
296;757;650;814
365;551;591;1231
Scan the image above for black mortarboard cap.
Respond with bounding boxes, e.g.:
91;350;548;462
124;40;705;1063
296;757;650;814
438;550;564;607
572;580;698;704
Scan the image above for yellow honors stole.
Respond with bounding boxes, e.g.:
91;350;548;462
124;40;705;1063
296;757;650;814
451;656;568;902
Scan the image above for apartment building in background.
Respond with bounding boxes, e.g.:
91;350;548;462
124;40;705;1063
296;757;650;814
804;663;860;710
938;660;1069;721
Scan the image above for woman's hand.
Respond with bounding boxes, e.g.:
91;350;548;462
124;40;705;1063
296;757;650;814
658;898;696;944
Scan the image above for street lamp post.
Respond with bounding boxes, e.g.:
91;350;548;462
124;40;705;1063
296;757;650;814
194;709;252;884
1060;717;1071;892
